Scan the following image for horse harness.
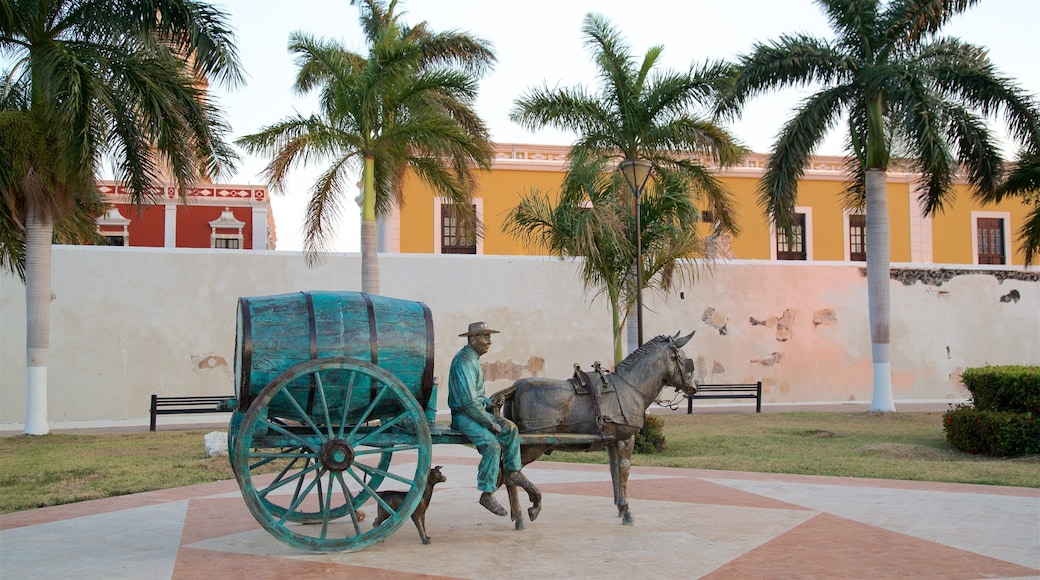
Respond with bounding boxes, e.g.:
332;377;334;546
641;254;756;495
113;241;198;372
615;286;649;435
570;337;696;432
570;361;632;431
669;340;697;396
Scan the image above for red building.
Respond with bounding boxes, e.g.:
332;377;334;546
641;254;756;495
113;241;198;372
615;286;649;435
95;180;275;250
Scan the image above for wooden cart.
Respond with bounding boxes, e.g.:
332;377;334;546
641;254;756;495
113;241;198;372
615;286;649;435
228;291;611;553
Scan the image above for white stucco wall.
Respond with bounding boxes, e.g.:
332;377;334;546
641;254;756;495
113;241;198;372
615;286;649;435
2;246;1038;428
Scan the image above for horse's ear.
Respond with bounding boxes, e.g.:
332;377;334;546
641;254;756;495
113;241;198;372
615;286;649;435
674;331;694;347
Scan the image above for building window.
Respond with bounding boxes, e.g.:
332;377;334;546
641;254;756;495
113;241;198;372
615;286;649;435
976;217;1006;265
848;213;866;262
776;213;807;260
96;207;130;247
209;207;245;250
440;203;477;254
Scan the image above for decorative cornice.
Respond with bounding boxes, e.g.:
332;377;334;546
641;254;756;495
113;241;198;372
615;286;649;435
209;207;246;230
97;180;269;204
489;143;919;182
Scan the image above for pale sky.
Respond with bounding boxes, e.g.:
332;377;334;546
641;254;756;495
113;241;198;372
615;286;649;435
209;0;1038;253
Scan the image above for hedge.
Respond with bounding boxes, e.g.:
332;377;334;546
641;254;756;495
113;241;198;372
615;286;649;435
943;407;1040;457
634;414;666;454
960;365;1040;413
944;366;1040;457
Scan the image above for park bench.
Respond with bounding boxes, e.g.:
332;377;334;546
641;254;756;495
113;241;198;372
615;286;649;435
686;382;762;414
149;395;234;431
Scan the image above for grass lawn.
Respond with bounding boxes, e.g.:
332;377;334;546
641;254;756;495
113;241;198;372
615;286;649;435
567;411;1040;488
0;411;1037;514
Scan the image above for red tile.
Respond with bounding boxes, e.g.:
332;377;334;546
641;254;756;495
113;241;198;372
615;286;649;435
703;513;1039;579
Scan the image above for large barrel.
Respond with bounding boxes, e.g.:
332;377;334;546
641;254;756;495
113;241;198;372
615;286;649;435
234;291;434;416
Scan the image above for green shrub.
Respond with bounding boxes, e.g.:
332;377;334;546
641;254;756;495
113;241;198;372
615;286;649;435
960;366;1040;413
635;414;666;454
943;405;1040;457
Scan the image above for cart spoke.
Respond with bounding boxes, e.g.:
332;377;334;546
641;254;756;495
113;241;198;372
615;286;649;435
351;412;409;447
346;381;391;439
274;388;326;442
247;446;316;476
333;471;365;536
353;443;421;457
278;466;326;525
335;373;357;440
264;451;309;490
259;418;316;450
314;372;334;439
287;463;309;516
347;467;397;516
353;461;418;487
257;460;322;498
319;471;335;540
248;449;317;462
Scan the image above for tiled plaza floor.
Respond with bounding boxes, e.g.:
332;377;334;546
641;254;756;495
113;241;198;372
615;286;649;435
2;441;1037;580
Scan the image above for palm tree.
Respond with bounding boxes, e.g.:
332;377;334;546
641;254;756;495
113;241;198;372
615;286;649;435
237;0;495;294
1;85;108;278
726;0;1040;412
505;152;711;364
0;111;107;278
1;0;242;434
509;13;744;363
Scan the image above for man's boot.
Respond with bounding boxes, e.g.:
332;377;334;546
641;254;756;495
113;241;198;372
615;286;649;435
479;492;507;516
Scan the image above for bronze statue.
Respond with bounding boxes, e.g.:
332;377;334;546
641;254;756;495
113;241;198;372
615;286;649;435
448;322;538;517
499;332;697;528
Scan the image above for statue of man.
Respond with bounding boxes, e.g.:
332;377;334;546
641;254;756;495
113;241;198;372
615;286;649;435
448;321;528;516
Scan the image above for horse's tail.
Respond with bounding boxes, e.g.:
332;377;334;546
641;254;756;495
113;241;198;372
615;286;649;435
494;383;520;420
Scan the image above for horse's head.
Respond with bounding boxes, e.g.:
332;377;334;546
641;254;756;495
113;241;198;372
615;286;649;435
615;331;697;401
665;331;697;396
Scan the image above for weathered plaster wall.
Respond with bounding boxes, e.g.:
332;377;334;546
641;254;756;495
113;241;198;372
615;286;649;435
2;247;1037;427
642;263;1039;405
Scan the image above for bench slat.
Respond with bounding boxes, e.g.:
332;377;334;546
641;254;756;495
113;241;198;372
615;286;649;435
687;382;762;414
150;395;234;431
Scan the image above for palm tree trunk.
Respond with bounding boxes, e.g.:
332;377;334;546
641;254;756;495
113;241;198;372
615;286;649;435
625;315;638;356
865;169;895;412
609;286;624;365
360;156;379;295
24;200;52;434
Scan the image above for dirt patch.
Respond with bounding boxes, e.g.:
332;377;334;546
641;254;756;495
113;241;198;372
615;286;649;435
799;429;838;438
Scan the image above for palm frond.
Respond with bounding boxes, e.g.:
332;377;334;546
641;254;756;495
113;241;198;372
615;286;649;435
728;34;847;114
916;38;1040;152
882;0;980;48
761;85;855;230
1016;201;1040;266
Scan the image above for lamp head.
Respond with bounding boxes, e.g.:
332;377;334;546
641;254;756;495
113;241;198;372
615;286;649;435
618;159;654;197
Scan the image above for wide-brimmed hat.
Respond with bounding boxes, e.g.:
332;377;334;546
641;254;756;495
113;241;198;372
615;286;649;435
459;321;500;337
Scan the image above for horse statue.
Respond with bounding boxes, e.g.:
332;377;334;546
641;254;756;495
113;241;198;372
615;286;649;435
496;331;697;529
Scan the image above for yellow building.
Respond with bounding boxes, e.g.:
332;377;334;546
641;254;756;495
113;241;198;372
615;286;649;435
384;143;1031;266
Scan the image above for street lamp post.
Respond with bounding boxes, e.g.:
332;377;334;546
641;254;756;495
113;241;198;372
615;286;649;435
618;159;654;348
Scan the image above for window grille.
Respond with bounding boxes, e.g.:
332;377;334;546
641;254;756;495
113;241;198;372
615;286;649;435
776;213;807;260
441;204;476;254
977;217;1005;265
849;214;866;261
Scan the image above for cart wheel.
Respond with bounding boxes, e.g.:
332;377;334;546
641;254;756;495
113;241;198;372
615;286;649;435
232;398;392;524
233;357;431;552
